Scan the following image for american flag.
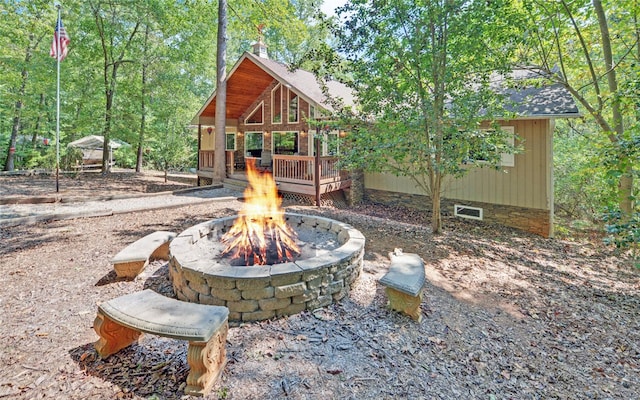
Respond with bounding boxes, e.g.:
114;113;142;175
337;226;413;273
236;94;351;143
50;16;70;61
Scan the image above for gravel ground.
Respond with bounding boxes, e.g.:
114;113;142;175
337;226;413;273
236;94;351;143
0;187;241;225
0;171;638;400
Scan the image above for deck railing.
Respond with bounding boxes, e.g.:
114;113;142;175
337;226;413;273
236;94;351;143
199;150;215;169
272;155;344;185
199;151;348;188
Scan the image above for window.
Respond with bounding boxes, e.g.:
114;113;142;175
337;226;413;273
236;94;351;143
309;104;316;119
465;126;515;167
244;132;263;157
312;130;341;156
225;133;236;151
289;91;299;123
245;102;263;125
272;84;282;124
327;131;340;155
273;131;298;155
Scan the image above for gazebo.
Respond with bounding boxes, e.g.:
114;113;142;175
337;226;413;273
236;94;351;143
67;135;125;169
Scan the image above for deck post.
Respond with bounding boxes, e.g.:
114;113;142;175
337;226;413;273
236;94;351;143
197;125;202;186
314;135;321;207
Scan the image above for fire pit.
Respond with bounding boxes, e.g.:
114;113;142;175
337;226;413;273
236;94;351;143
169;213;364;322
169;162;364;322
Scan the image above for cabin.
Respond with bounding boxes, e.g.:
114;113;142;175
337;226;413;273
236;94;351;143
191;40;354;204
364;69;581;237
192;43;579;237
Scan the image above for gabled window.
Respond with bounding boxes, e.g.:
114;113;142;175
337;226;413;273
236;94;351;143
272;84;282;124
289;91;299;123
245;102;264;125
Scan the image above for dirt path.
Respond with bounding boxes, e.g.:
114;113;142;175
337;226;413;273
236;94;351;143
0;172;638;399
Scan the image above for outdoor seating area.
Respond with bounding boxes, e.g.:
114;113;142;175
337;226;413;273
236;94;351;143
378;249;426;322
4;1;638;398
111;231;176;278
94;289;229;396
1;172;636;399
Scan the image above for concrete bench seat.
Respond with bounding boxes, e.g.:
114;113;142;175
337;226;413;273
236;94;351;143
93;289;229;396
111;231;176;278
378;250;426;322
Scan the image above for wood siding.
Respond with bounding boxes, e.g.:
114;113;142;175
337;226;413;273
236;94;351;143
364;119;553;210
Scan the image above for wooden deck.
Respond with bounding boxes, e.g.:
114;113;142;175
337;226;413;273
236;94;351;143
198;151;351;195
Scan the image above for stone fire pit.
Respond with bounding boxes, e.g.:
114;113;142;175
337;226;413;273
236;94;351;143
169;213;365;322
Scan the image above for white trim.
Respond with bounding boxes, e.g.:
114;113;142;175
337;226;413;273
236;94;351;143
245;52;333;114
500;126;515;167
271;83;283;124
454;204;483;221
288;89;299;123
244;101;264;125
497;114;582;120
191;52;337;125
225;132;237;151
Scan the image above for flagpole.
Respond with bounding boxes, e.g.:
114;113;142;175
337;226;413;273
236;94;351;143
55;4;61;193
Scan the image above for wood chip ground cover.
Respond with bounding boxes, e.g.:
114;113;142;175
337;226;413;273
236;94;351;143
0;172;638;399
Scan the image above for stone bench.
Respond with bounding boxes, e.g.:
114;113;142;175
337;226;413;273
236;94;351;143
111;231;176;278
93;289;229;396
378;250;426;322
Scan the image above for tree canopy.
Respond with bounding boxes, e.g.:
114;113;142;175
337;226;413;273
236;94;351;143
0;0;326;173
334;0;523;233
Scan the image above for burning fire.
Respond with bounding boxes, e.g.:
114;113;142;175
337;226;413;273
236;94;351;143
221;160;300;266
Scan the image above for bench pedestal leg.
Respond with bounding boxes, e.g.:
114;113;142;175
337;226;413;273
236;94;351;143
114;260;148;279
93;312;142;358
185;321;229;396
385;288;423;322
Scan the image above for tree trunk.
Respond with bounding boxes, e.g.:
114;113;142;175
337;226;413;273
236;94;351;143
431;181;442;234
593;0;633;214
31;94;46;147
102;64;118;174
213;0;228;184
5;105;21;171
4;39;33;171
136;24;150;173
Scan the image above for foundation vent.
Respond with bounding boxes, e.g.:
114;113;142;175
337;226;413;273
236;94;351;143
454;204;483;221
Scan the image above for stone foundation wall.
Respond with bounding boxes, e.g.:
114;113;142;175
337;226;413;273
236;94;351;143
169;213;365;323
365;189;552;237
344;169;364;206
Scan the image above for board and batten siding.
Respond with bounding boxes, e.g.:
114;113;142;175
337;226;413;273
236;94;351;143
364;119;553;211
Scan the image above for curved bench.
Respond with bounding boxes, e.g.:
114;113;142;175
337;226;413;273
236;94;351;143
378;250;426;322
93;289;229;396
111;231;176;278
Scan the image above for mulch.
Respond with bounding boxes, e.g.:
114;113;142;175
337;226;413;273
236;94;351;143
0;171;638;399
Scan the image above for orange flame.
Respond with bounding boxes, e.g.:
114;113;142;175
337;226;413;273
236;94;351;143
221;160;300;265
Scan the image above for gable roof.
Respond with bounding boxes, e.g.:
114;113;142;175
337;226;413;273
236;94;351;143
191;52;354;125
492;68;581;119
67;135;125;149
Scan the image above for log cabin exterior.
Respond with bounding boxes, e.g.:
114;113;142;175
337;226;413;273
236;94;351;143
191;41;354;200
192;44;579;237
